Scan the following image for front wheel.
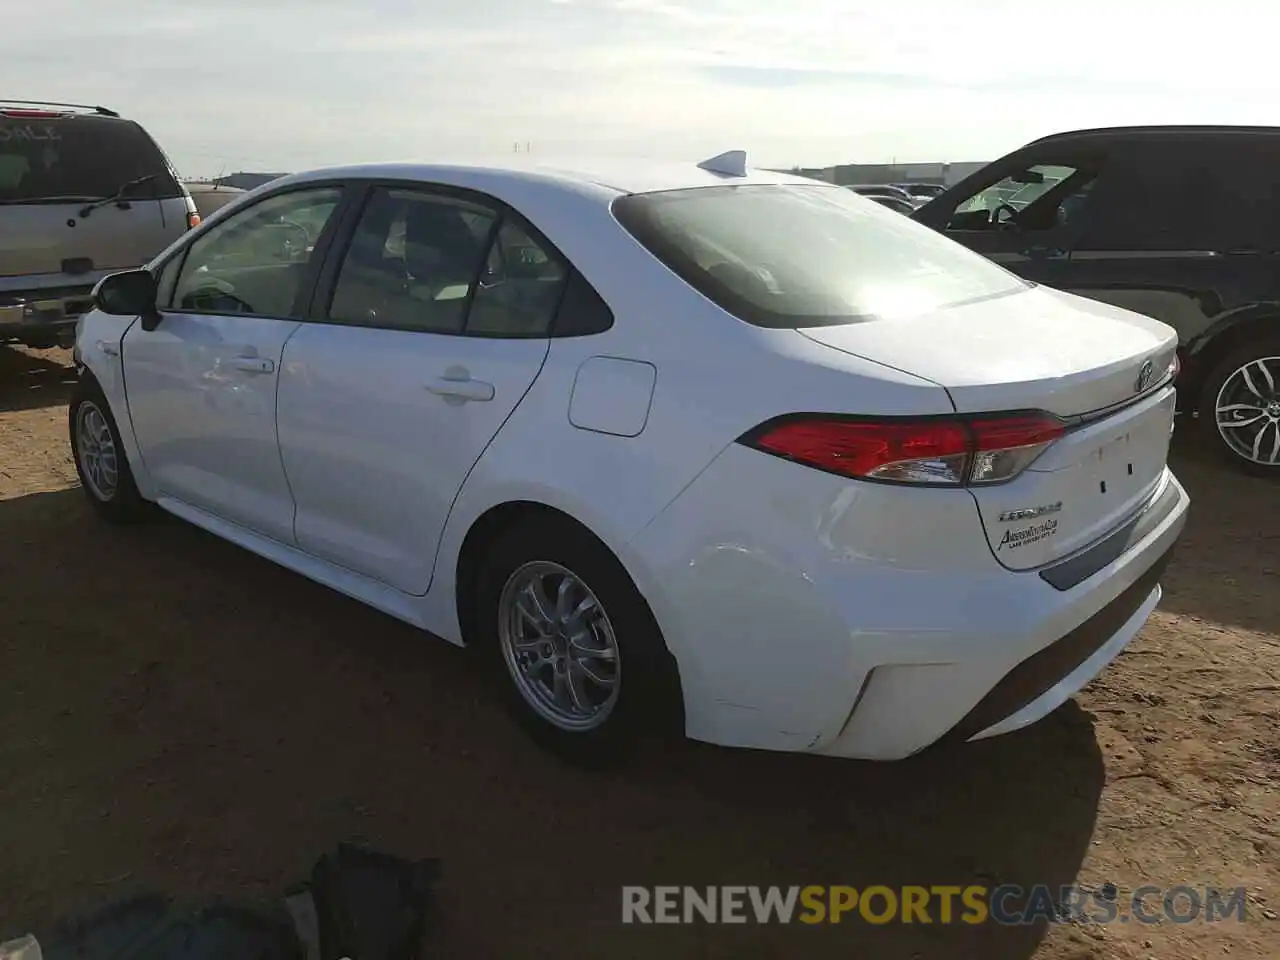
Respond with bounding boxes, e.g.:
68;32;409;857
68;379;150;522
473;514;683;765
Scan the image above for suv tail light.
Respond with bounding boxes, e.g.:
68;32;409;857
0;109;65;119
740;413;1066;486
186;211;201;230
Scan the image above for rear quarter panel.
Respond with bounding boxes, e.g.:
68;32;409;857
420;194;954;643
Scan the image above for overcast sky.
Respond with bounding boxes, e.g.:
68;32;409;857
6;0;1278;177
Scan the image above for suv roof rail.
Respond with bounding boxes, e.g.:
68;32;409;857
0;99;120;117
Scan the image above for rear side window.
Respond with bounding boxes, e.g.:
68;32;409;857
1196;139;1280;251
0;115;182;203
1073;143;1217;251
613;184;1027;329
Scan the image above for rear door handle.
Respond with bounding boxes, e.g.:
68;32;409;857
97;340;120;357
229;356;275;374
425;372;495;402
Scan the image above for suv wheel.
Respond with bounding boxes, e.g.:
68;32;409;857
1198;336;1280;476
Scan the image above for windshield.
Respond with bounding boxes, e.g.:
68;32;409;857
0;115;182;203
612;184;1028;328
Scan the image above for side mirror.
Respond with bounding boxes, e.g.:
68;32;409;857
93;269;160;329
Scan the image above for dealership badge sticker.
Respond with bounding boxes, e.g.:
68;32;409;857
997;518;1059;551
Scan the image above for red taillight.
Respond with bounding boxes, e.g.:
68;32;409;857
742;413;1065;486
186;211;201;230
0;109;65;119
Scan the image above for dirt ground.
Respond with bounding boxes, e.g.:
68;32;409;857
0;344;1276;959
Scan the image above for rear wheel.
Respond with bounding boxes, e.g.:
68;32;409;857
69;379;149;522
1198;337;1280;476
473;513;682;765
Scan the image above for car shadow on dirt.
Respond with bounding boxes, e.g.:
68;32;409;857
0;488;1104;960
0;346;77;413
1158;433;1279;636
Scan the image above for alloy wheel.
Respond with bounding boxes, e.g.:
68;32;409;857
75;401;120;501
497;560;622;732
1215;356;1280;467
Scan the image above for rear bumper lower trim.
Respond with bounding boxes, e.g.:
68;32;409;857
1039;480;1183;592
939;544;1174;745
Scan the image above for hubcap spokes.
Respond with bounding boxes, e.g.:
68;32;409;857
76;403;119;500
1216;357;1280;466
498;561;621;731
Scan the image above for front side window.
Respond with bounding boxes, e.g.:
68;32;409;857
945;162;1105;234
613;184;1027;329
328;188;497;333
154;253;183;309
956;164;1078;215
171;187;342;317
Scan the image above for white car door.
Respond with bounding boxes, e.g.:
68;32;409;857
276;185;563;594
122;185;346;543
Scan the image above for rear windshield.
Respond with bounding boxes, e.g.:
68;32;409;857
612;184;1028;328
0;115;182;203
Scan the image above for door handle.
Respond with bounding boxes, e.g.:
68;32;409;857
425;372;495;402
229;356;275;374
97;340;120;357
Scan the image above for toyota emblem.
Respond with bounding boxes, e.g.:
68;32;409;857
1135;359;1155;393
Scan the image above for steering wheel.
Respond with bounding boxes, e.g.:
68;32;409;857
992;203;1020;228
273;218;312;259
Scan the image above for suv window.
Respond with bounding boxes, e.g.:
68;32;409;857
1073;143;1218;251
0;114;182;202
1208;142;1280;250
171;187;343;317
613;184;1027;329
949;162;1098;231
328;188;498;333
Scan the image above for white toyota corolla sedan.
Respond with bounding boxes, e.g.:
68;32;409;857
70;151;1189;761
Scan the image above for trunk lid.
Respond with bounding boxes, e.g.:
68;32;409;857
798;284;1180;570
798;285;1178;417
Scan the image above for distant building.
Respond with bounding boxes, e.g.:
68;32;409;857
211;171;289;191
767;161;991;188
832;161;989;187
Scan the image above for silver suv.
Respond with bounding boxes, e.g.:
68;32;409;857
1;100;198;348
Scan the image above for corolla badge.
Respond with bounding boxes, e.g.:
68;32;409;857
1135;359;1155;393
998;501;1062;523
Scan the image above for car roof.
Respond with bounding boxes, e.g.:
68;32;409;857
269;157;827;203
1029;124;1280;147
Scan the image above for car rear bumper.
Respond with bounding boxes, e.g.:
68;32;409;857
627;444;1189;760
0;287;96;343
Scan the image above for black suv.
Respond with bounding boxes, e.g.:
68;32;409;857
915;125;1280;475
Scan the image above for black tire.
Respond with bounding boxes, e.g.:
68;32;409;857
472;513;683;766
68;377;151;522
1196;335;1280;477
